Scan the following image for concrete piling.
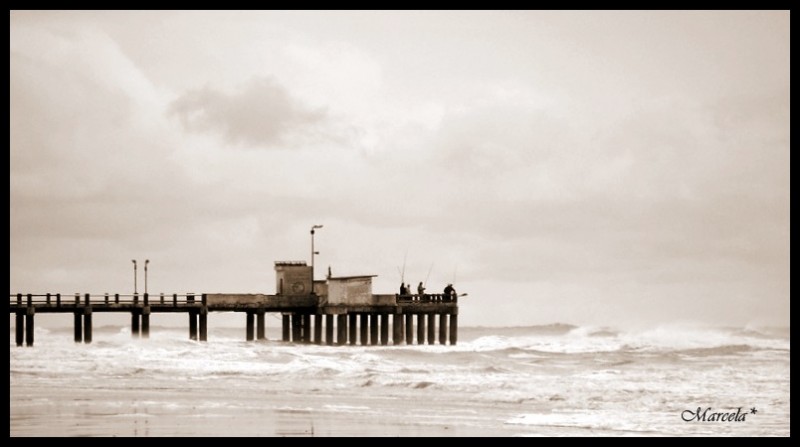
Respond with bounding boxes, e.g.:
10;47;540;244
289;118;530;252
380;314;389;346
291;313;301;342
314;314;323;344
417;313;426;345
337;314;347;345
199;307;208;341
257;309;265;340
349;313;357;346
282;314;290;341
302;314;312;343
131;310;140;338
25;307;34;347
141;307;150;339
370;313;379;345
325;314;334;345
360;313;368;345
246;311;255;341
427;313;436;345
393;313;404;345
16;312;24;346
439;313;447;345
449;314;458;345
83;307;92;344
74;311;83;343
189;310;198;340
405;313;414;344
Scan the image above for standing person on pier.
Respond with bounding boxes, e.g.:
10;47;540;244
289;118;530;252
444;283;455;302
417;282;425;302
400;282;407;297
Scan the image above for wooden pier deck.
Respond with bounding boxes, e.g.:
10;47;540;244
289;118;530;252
9;293;458;347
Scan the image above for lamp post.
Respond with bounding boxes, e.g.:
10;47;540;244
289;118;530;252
310;224;323;294
132;259;138;294
144;259;149;295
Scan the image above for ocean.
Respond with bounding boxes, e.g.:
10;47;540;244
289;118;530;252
10;320;790;436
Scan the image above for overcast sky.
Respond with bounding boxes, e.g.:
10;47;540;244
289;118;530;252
10;11;789;328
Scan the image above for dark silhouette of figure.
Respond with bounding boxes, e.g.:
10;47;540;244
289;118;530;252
417;282;425;301
444;283;455;302
400;282;407;296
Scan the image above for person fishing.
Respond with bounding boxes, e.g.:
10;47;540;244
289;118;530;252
400;282;408;297
417;281;425;301
443;283;455;302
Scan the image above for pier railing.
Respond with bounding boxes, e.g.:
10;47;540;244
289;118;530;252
396;293;457;303
9;293;204;307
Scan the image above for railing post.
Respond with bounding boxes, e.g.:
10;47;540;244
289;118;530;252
27;293;32;307
17;293;22;306
114;293;119;304
84;293;90;307
173;293;177;306
104;293;109;305
160;293;165;305
133;293;139;305
144;293;149;306
56;293;61;307
46;293;51;305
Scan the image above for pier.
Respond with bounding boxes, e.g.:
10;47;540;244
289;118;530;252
9;261;459;347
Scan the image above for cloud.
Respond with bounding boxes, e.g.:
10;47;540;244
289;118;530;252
169;77;326;148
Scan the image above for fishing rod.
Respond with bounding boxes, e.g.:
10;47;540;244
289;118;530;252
424;262;434;286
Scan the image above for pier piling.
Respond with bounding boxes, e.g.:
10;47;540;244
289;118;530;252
83;307;92;344
314;314;322;344
439;313;447;345
325;314;334;345
370;313;379;345
393;313;404;345
360;313;368;345
427;313;436;345
25;307;34;347
246;311;255;341
449;314;458;345
349;313;357;345
417;313;426;345
15;312;24;346
405;313;413;344
337;314;347;345
199;307;208;341
291;314;301;342
302;314;312;343
282;314;290;341
141;307;150;339
131;310;140;338
74;311;83;343
189;310;198;340
380;314;389;346
257;309;265;340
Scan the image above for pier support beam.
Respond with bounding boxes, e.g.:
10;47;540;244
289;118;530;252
380;314;389;346
83;307;92;344
25;307;34;347
291;314;301;342
417;313;426;345
199;307;208;342
449;314;458;345
141;307;150;339
256;310;265;341
16;312;24;347
314;314;323;344
189;310;198;340
337;314;347;345
246;311;255;341
131;310;140;338
325;314;334;345
74;311;83;343
405;313;413;345
393;313;404;345
302;314;312;343
349;313;357;346
427;313;436;345
360;313;368;345
370;313;379;345
282;314;290;342
439;313;447;345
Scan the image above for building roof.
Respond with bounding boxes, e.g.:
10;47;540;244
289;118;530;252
328;275;378;280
